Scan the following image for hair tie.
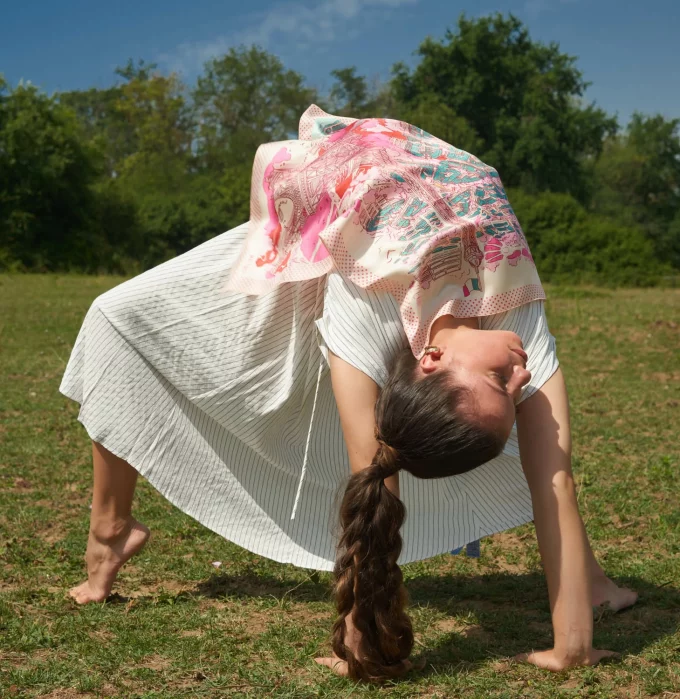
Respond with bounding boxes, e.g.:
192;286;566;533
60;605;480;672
375;439;400;479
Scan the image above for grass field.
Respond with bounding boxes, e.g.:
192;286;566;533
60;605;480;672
1;274;679;698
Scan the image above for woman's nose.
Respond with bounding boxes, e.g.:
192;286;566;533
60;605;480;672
510;365;532;399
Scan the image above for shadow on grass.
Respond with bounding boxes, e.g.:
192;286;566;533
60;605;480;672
107;568;680;676
405;572;680;678
193;569;331;603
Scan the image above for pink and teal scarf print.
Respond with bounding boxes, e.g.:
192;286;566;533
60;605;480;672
226;105;545;357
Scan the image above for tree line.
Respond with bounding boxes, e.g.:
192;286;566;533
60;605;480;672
1;14;678;285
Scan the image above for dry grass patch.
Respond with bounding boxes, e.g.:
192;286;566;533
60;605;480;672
137;653;172;671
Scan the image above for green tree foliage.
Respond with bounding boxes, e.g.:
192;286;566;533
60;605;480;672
58;85;125;176
326;67;400;120
1;15;677;283
57;60;159;176
328;67;369;115
508;189;670;286
391;13;617;199
0;76;137;272
593;113;680;268
193;46;317;171
396;93;482;155
327;66;376;118
109;67;195;264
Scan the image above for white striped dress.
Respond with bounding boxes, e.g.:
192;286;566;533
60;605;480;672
59;222;559;571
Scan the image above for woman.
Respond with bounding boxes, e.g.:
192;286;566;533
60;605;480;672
60;106;635;682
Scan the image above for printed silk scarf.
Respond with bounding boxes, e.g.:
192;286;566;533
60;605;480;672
226;105;545;357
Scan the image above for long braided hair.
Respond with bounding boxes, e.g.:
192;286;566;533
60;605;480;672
331;347;507;682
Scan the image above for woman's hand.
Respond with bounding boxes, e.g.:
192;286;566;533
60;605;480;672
515;647;619;671
314;609;421;677
315;652;350;676
314;609;362;676
315;653;420;677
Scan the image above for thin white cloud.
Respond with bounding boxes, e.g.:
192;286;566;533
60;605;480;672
159;0;419;77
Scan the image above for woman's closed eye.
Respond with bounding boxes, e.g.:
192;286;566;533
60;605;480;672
494;372;510;390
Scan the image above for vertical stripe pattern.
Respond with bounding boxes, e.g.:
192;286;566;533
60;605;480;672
60;224;559;572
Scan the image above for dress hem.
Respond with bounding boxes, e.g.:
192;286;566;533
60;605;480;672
60;384;534;573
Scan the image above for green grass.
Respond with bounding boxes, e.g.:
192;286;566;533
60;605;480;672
1;274;679;698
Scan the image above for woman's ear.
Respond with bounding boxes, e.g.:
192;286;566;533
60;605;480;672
419;348;443;374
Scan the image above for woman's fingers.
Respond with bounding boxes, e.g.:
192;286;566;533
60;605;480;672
314;655;423;677
314;655;349;676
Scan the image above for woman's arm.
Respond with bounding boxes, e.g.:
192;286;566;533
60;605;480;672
516;367;615;669
328;350;399;496
315;350;402;676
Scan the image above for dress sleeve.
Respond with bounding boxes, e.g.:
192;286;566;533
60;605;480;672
478;300;560;405
315;271;408;388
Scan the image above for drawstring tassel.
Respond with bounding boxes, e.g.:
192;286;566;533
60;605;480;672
290;359;324;520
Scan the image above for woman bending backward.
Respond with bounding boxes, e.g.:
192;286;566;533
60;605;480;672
60;106;637;682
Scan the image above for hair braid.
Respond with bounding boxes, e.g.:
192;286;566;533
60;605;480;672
331;441;413;682
330;346;509;682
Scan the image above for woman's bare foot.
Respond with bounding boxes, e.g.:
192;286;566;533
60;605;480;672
592;573;638;612
69;517;150;604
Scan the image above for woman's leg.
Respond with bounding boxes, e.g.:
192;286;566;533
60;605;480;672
69;441;150;604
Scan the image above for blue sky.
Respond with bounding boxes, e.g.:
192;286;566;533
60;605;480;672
2;0;679;128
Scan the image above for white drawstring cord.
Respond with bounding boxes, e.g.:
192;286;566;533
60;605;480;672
290;358;324;520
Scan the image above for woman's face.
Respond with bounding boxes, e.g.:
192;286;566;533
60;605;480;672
418;328;532;439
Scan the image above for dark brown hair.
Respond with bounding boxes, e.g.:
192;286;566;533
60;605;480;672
331;347;507;682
